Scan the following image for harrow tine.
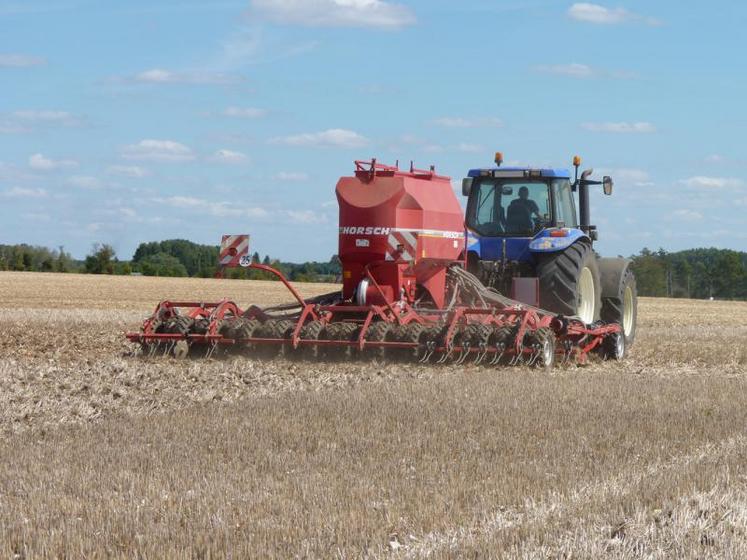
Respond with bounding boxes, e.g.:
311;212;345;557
205;341;218;359
436;344;453;364
455;343;471;365
474;343;488;365
489;343;505;365
527;347;540;367
419;341;435;363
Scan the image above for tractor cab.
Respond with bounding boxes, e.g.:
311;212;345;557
463;168;577;237
461;153;627;330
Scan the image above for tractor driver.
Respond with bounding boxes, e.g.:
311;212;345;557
506;185;541;231
513;186;540;218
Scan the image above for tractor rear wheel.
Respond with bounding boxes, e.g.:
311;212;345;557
536;241;601;324
600;267;637;347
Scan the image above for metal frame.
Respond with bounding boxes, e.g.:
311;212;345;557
126;262;621;365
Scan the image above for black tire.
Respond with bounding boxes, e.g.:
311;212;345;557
321;322;359;360
526;328;556;369
600;267;637;348
600;329;625;361
365;322;390;361
299;320;325;359
536;241;602;324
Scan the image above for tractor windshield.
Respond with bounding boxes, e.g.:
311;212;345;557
467;179;554;236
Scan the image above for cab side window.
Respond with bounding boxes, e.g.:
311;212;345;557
472;183;505;235
553;181;576;227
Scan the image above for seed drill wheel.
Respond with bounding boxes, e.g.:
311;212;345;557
365;321;391;361
600;327;625;361
464;323;492;363
526;328;556;369
266;319;295;357
173;340;190;360
164;315;194;335
320;322;359;360
390;323;427;361
299;320;325;359
488;325;517;365
250;319;287;357
234;318;263;350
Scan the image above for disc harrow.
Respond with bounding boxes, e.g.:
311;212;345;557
127;267;621;368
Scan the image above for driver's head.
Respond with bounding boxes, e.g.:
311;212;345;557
519;186;529;199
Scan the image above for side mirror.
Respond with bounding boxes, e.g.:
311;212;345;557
462;177;473;197
603;176;613;195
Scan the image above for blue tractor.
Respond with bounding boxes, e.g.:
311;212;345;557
461;153;637;353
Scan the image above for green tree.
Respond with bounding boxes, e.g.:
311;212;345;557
139;253;188;277
55;246;72;273
630;248;667;297
84;243;116;274
13;251;24;271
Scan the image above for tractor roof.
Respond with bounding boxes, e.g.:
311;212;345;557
467;167;571;179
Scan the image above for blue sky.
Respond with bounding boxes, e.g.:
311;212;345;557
1;0;745;262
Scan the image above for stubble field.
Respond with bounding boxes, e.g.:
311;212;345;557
1;271;746;558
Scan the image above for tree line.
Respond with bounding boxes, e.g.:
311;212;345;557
2;241;746;299
630;247;747;300
0;240;342;283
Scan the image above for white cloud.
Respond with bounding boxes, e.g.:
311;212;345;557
11;110;82;126
430;116;503;128
67;175;103;189
132;68;243;85
0;121;30;134
156;196;269;219
679;176;743;189
0;110;84;132
28;153;79;170
599;168;652;187
422;144;444;153
536;63;594;78
21;212;51;221
209;149;249;164
568;3;660;25
270;128;368;148
286;209;327;224
274;171;310;181
535;63;636;79
107;165;150;178
455;143;484;153
672;209;703;221
582;121;656;133
250;0;416;29
222;107;267;118
0;53;46;67
122;139;195;162
1;186;48;198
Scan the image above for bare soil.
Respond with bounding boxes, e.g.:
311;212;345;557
0;271;745;558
